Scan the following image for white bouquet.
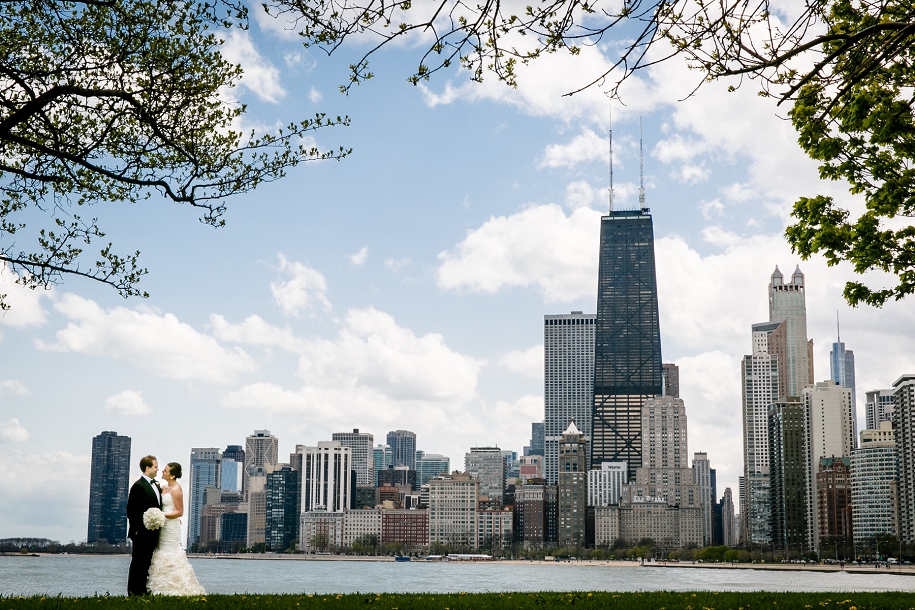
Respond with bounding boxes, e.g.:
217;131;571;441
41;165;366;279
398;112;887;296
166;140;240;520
143;507;166;530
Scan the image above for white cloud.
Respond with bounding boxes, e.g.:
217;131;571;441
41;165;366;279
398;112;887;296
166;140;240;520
0;449;89;539
210;314;304;353
437;203;601;302
105;390;152;416
698;198;726;220
539;129;606;169
0;265;49;328
220;30;286;103
0;380;30;397
384;258;412;272
0;418;29;442
224;307;483;425
350;247;368;266
498;345;544;380
271;254;332;316
42;294;255;383
308;86;323;103
565;180;602;211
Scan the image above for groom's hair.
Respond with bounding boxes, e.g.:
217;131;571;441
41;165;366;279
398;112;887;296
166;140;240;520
139;455;157;472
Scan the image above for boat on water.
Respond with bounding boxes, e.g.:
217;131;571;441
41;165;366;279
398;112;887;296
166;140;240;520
394;556;411;562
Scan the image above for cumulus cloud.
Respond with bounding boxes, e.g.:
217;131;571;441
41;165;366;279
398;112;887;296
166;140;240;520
308;86;323;103
105;390;152;416
384;258;411;272
350;247;368;266
539;129;606;169
0;418;29;443
41;294;256;383
211;314;305;353
0;380;30;397
220;30;286;103
271;255;332;316
0;265;49;328
565;180;603;211
0;449;89;539
437;203;601;302
498;345;544;380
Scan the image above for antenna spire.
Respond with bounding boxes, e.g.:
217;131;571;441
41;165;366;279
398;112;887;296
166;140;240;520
836;310;841;343
607;96;614;213
639;117;645;210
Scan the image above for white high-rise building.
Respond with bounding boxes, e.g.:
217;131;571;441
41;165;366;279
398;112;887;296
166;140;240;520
851;421;897;545
299;441;352;513
587;461;626;507
693;452;714;547
741;321;781;545
801;380;855;549
865;389;896;431
544;311;595;484
428;472;479;548
332;428;374;487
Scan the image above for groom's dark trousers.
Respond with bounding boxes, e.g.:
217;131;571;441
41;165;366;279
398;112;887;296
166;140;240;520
127;477;161;596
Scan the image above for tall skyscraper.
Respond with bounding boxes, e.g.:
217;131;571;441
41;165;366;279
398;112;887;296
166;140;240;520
557;421;587;546
544;312;595;484
662;363;680;398
768;265;812;397
720;487;737;547
221;445;244;493
386;430;417;470
693;452;714;547
265;465;300;552
865;389;896;431
768;399;810;553
187;447;222;549
244;430;278;497
802;380;855;549
300;441;352;513
332;428;374;487
87;431;131;544
591;208;663;476
829;317;857;429
894;373;915;543
373;444;392;486
528;422;545;457
850;421;898;545
465;446;505;503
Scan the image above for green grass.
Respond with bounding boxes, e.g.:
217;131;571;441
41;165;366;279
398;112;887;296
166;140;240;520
4;592;915;610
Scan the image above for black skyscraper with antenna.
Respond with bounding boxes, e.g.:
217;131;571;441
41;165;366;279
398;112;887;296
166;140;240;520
590;119;663;477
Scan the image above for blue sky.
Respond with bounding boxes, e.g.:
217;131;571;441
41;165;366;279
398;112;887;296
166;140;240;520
2;4;914;544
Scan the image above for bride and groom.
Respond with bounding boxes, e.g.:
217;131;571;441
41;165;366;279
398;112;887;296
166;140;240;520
127;455;205;596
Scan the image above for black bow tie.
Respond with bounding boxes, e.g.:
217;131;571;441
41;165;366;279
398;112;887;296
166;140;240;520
150;480;160;487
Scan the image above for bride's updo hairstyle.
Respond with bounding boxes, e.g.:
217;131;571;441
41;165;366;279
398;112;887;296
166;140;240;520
167;462;183;479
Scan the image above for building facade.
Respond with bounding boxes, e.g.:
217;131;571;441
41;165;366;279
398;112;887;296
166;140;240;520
768;266;813;397
587;461;626;507
373;444;392;486
244;430;278;499
87;431;131;544
386;430;417;470
829;326;857;423
544;311;595;484
816;457;853;546
477;509;513;549
850;422;898;545
187;447;221;549
266;465;300;552
300;511;344;552
693;452;714;547
591;209;663;475
465;447;505;504
865;389;895;431
332;429;374;487
557;422;587;547
768;399;810;553
894;374;915;543
416;453;450;487
300;441;352;513
382;509;429;548
343;509;382;547
428;473;479;548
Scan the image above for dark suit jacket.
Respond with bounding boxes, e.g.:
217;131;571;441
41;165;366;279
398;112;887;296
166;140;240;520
127;477;162;544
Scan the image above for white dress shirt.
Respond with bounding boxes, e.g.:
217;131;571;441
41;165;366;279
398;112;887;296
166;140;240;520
143;474;161;504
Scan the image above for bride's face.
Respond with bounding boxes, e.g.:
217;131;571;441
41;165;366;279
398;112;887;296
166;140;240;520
163;465;171;480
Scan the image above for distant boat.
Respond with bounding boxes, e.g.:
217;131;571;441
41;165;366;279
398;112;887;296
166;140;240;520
394;556;411;562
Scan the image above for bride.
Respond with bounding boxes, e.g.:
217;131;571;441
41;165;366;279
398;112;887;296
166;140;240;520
147;462;206;596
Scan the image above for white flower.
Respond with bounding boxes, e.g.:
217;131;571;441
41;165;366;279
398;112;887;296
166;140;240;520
143;507;166;530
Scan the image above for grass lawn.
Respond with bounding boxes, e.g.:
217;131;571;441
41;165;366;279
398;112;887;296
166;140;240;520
4;592;915;610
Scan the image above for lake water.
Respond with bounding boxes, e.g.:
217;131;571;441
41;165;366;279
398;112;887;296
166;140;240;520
2;556;914;597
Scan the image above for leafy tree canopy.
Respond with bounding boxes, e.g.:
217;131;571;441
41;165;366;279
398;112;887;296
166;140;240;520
0;0;349;308
272;0;915;306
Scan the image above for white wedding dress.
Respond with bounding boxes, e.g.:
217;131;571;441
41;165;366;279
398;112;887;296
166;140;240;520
147;492;206;596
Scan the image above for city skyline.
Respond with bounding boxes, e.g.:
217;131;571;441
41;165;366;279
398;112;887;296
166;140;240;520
4;2;915;545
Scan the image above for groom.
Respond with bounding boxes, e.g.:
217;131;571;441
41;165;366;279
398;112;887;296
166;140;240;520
126;455;162;596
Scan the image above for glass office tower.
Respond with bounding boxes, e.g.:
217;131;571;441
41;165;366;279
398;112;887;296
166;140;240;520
591;209;663;476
